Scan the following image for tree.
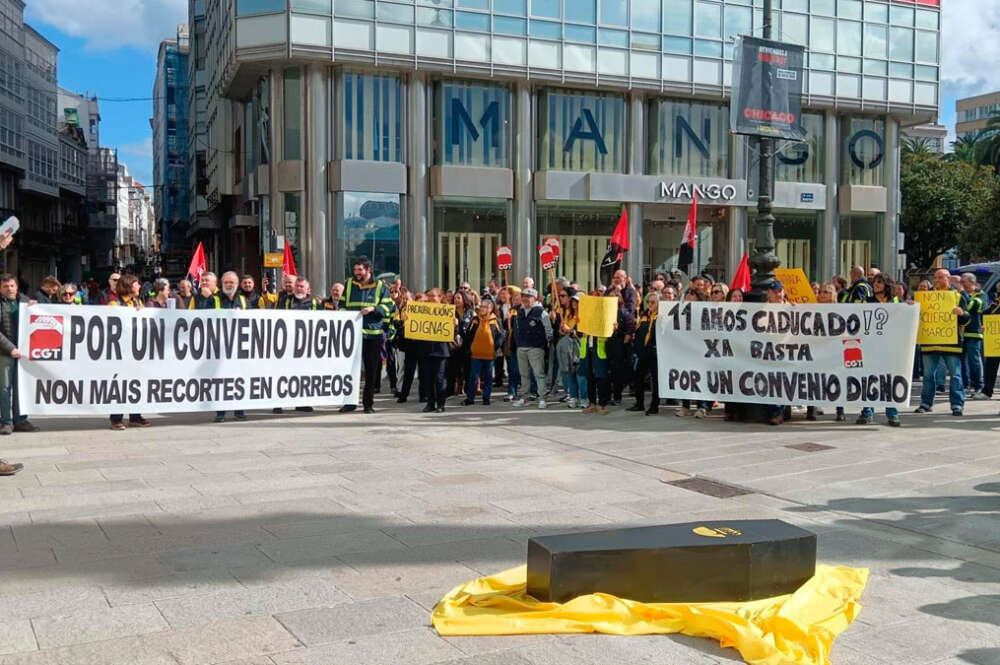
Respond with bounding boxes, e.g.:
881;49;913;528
974;113;1000;174
957;175;1000;263
948;132;985;164
902;136;935;156
900;153;996;271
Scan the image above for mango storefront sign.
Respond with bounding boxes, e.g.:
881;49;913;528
404;303;456;343
915;290;959;345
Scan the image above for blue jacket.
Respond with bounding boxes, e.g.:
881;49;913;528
514;303;552;350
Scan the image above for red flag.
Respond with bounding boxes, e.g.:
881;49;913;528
600;206;630;286
611;206;629;251
186;242;206;285
730;253;751;293
282;242;298;278
678;193;698;272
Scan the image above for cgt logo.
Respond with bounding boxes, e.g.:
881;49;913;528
843;339;863;369
28;314;64;361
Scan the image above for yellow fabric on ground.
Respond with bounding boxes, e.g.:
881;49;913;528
432;564;868;665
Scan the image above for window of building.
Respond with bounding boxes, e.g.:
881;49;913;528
531;0;560;19
565;0;595;24
649;98;729;178
631;0;660;33
236;0;285;16
843;117;885;186
433;198;507;290
748;213;822;281
283;68;302;161
338;192;400;278
775;111;825;184
340;71;402;162
538;89;626;173
0;106;22;159
434;80;510;168
537;202;621;291
889;26;913;60
335;0;373;19
284;192;302;267
694;1;721;37
663;0;691;34
291;0;330;12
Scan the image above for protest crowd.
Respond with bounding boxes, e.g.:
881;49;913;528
0;238;989;477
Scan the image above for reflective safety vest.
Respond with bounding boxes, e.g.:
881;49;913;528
343;279;394;337
579;335;607;360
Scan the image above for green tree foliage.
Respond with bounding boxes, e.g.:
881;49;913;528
901;153;997;271
902;136;936;157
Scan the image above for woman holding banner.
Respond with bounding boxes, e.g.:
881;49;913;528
107;275;151;431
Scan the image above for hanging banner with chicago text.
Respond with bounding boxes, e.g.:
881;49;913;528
731;36;806;141
17;305;363;415
656;302;919;408
404;302;456;343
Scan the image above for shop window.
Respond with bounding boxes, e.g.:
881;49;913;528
340;72;403;162
338;192;400;278
537;202;622;291
748;213;821;281
843;117;885;186
839;214;883;277
433;198;507;289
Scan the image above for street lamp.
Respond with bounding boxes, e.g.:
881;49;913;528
749;0;780;301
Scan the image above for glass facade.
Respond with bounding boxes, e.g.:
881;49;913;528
538;89;625;172
649;98;728;178
775;111;825;183
840;214;883;276
339;191;401;278
843;116;886;186
282;68;302;161
340;71;403;162
748;213;822;282
435;80;511;168
433;198;507;289
537;202;622;291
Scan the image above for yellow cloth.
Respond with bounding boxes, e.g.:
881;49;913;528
432;564;868;665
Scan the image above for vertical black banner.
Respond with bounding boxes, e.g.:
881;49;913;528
731;36;806;141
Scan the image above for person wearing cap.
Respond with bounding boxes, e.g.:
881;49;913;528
511;287;552;409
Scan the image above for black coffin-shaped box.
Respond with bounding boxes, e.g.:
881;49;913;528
526;519;816;604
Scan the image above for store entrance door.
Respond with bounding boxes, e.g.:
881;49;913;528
538;235;605;292
437;232;502;291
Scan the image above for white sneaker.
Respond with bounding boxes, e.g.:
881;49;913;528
503;394;514;402
694;408;707;419
538;400;547;410
567;398;578;409
675;407;692;417
970;392;991;401
512;399;526;407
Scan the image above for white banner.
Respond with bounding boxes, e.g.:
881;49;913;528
655;302;920;409
17;305;363;415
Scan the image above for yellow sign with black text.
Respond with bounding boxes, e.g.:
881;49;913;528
984;315;1000;357
915;290;959;345
577;295;618;338
774;268;816;303
263;253;283;268
404;303;456;343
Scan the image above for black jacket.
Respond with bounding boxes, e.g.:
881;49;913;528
0;294;28;355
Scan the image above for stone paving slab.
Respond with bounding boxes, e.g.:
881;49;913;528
0;389;998;664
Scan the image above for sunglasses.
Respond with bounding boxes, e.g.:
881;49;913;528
60;292;75;297
711;289;723;295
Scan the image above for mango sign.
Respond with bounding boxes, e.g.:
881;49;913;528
577;295;618;338
915;290;959;345
774;268;816;303
985;315;1000;357
404;303;455;343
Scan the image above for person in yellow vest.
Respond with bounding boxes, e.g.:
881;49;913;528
107;275;150;431
461;299;505;406
188;272;220;309
271;273;297;309
196;272;248;422
340;258;395;413
578;290;611;415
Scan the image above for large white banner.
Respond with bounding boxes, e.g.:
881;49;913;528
655;302;920;408
17;305;363;415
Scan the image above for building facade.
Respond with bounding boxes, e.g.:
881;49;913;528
901;122;946;153
153;25;191;262
199;0;941;290
956;90;1000;139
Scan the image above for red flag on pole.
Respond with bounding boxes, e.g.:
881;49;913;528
730;252;751;293
677;193;698;273
600;206;629;285
282;242;298;278
186;242;206;286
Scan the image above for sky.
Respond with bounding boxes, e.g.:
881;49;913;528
21;0;1000;190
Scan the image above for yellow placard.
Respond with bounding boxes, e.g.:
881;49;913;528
775;268;816;304
915;290;959;345
404;302;456;343
263;252;283;268
577;295;618;338
985;315;1000;357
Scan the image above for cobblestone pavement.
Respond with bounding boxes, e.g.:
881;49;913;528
0;388;998;665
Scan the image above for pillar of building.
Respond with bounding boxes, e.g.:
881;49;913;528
304;64;329;289
269;70;283;258
883;117;900;278
406;72;429;292
512;81;534;283
627;91;644;281
821;111;840;280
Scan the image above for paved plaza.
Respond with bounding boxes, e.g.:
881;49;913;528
0;391;999;665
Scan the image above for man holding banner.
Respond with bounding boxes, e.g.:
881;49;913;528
915;269;970;417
